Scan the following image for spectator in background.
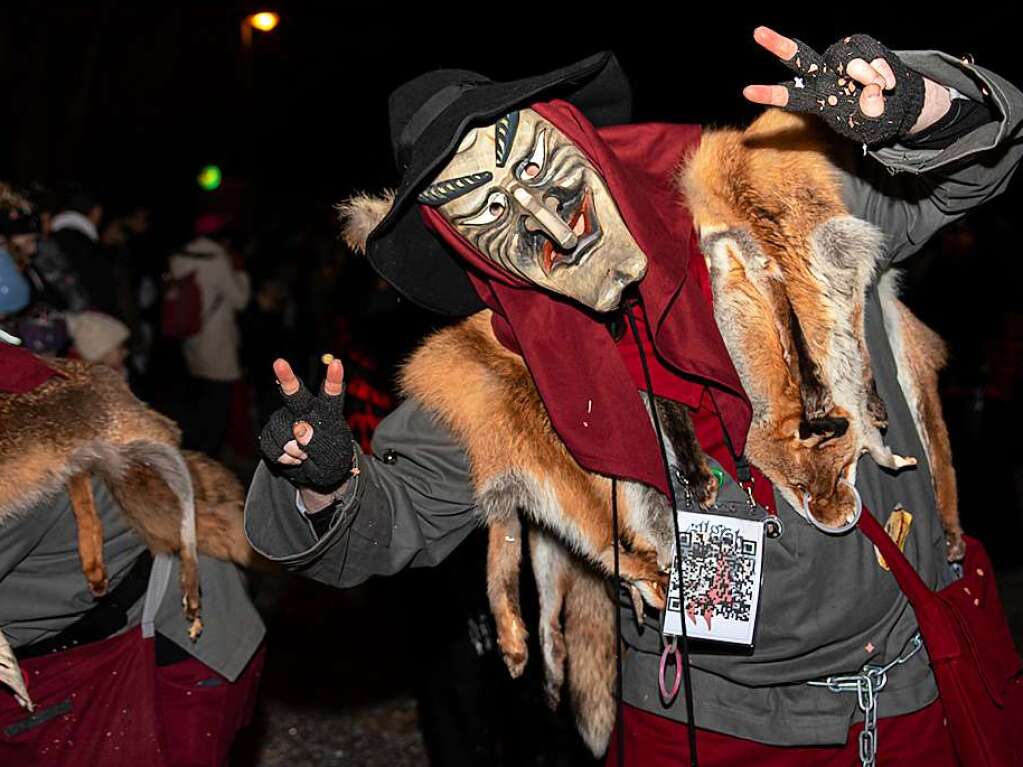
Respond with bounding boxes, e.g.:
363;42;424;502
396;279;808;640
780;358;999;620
102;204;159;380
169;214;251;457
243;274;294;427
0;249;30;345
49;184;122;316
0;185;37;346
29;184;89;312
66;310;130;377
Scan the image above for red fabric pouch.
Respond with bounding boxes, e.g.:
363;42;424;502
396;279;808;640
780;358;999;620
0;629;265;767
0;629;168;766
859;511;1023;766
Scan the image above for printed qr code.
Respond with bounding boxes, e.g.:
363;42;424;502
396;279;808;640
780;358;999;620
666;522;758;629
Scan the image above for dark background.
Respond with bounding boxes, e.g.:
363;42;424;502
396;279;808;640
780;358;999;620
4;8;1020;233
5;7;1023;766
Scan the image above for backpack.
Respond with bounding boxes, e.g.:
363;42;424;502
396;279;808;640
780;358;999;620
160;271;203;339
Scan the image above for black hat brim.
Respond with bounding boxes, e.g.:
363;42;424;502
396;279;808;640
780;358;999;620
367;51;631;316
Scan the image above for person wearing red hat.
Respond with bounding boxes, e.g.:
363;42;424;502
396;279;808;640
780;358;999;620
245;28;1023;766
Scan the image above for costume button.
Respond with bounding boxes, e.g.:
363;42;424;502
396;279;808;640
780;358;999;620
381;450;398;465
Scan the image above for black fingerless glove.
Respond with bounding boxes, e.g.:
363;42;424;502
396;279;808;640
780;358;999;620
780;34;926;145
258;378;355;492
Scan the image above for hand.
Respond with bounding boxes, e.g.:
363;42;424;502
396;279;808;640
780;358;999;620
258;357;356;493
743;27;928;145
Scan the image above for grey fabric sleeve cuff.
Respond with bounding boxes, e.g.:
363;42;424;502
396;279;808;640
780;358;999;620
243;449;390;572
869;50;1020;174
294;452;362;538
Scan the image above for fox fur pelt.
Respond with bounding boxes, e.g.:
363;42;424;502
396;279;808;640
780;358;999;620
400;312;683;755
337;108;961;755
681;109;960;552
0;359;264;709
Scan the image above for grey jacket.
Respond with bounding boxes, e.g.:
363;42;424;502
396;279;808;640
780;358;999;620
244;52;1023;745
1;474;265;683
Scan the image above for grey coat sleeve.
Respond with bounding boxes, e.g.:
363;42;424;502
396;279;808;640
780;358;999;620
243;398;479;588
840;51;1023;264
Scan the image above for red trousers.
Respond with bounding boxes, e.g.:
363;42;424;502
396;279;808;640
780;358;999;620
605;699;958;766
0;628;265;767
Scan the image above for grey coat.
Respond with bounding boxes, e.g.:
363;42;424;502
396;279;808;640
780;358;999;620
1;474;265;683
244;51;1023;745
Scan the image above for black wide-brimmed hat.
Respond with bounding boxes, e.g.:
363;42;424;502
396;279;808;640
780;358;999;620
366;51;632;316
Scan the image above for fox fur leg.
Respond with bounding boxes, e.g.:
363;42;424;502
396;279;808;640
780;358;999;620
564;563;617;757
529;528;571;708
132;443;203;639
880;277;964;560
67;472;108;597
487;516;529;677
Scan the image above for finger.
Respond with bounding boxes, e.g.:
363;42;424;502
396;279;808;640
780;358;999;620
753;27;824;75
846;58;887;90
273;358;300;396
870;58;896;90
859;83;885;118
753;26;797;60
273;359;315;415
743;84;790;107
322;359;345;397
283;439;308;460
293;420;313;447
277;453;302;466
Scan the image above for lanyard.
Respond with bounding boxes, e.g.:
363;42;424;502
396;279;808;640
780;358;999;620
711;396;784;540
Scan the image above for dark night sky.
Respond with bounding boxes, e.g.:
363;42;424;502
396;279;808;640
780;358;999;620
3;6;1021;235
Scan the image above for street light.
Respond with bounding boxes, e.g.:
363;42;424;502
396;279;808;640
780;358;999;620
248;12;279;32
241;11;279;48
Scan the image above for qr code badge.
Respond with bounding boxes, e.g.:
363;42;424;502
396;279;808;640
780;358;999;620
662;511;765;646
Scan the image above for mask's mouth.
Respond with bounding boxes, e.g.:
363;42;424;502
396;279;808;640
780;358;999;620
542;189;601;275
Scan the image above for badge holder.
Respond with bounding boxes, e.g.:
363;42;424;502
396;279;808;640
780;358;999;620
659;442;781;700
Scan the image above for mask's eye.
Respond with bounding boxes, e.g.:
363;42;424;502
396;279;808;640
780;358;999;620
519;129;547;181
458;191;508;226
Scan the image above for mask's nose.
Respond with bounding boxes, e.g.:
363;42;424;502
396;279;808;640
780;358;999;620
510;185;578;251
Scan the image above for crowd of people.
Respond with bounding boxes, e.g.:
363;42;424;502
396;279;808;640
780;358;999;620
0;181;423;467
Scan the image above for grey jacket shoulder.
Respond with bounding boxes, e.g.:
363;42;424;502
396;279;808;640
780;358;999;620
840;50;1023;265
0;475;263;681
244;397;479;588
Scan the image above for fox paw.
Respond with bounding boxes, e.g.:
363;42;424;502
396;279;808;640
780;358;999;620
497;614;529;678
946;529;966;562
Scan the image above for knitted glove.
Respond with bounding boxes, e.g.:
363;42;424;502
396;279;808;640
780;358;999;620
776;34;925;145
259;375;355;491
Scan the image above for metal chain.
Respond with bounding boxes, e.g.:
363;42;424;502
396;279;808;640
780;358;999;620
806;633;924;767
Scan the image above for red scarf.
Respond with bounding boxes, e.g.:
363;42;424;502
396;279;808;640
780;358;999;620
421;99;751;496
0;344;60;393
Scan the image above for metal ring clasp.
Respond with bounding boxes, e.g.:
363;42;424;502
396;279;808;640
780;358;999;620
800;478;862;534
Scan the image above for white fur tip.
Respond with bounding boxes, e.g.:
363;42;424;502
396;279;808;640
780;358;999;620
336;190;396;254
